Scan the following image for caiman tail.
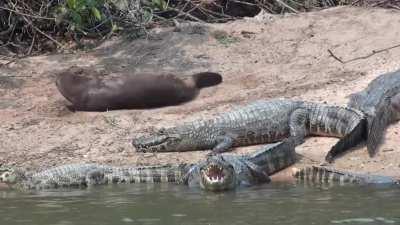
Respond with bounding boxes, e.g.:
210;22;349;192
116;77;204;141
325;117;367;163
303;104;366;163
292;165;399;186
367;87;400;157
0;164;191;190
115;165;189;184
292;166;360;185
191;72;223;88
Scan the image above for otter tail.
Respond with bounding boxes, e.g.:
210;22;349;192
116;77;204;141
191;72;223;88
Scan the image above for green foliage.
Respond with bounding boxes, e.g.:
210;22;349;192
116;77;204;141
150;0;168;11
57;0;108;34
55;0;168;36
139;0;168;26
212;30;240;47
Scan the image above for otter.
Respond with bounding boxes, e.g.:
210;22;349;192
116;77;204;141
55;67;222;111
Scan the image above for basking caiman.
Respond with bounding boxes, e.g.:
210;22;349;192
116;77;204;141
348;70;400;156
292;165;399;186
0;141;295;192
133;99;366;163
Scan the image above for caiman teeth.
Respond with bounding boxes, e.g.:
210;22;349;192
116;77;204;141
205;164;225;181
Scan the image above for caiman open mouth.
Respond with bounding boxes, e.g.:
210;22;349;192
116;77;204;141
202;164;226;183
199;156;236;192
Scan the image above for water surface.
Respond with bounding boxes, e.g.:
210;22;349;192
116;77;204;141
1;183;399;225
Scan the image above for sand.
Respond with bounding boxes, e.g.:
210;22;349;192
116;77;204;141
1;6;400;178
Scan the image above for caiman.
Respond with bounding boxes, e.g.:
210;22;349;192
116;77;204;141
133;99;366;163
348;70;400;156
0;141;296;192
292;165;399;186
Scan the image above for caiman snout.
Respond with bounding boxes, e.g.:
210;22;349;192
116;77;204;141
132;135;168;152
132;131;182;152
204;164;225;182
199;156;236;191
0;171;16;184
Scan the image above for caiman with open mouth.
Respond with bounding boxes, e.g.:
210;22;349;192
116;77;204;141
0;141;295;192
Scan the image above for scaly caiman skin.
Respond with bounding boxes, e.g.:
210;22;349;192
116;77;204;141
0;141;295;191
348;70;400;156
196;140;296;191
0;164;189;190
133;99;366;163
292;165;399;186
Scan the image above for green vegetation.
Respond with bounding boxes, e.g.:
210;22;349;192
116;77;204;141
57;0;109;34
0;0;386;56
212;30;240;47
0;0;154;55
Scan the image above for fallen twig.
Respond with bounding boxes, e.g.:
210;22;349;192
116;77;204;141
346;43;400;63
274;0;300;13
27;32;36;55
327;49;344;63
328;43;400;64
169;7;205;22
0;59;18;67
0;6;55;20
0;75;32;78
21;16;65;49
231;0;258;6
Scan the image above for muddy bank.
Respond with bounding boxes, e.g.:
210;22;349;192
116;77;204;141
1;6;400;177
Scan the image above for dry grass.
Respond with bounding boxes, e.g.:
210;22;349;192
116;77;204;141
1;0;400;59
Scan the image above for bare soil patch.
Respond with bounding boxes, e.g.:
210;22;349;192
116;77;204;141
1;6;400;178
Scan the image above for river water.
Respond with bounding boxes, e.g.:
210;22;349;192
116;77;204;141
0;183;399;225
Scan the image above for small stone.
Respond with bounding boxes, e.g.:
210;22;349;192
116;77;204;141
121;217;134;223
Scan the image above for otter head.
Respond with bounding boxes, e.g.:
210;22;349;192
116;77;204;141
55;67;91;105
199;155;236;192
132;128;195;152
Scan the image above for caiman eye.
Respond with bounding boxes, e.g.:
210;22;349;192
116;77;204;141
168;137;179;144
158;128;166;134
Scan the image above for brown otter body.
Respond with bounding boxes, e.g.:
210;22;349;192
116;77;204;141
55;67;222;111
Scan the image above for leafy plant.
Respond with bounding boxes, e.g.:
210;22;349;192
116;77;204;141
150;0;168;11
56;0;109;34
212;30;239;47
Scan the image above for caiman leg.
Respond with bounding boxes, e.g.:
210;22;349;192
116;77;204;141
288;108;309;146
248;139;297;175
289;107;366;163
243;160;271;183
325;120;366;163
212;134;236;153
86;169;108;185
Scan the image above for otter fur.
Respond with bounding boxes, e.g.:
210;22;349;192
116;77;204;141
55;67;222;111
